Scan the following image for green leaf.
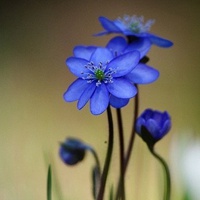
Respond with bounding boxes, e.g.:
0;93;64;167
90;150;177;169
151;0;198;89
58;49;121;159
109;185;114;200
47;165;52;200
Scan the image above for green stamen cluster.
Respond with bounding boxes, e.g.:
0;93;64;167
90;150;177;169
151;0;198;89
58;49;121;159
95;69;104;80
130;22;140;33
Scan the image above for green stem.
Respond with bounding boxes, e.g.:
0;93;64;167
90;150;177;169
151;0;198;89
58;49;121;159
149;147;171;200
97;106;114;200
116;108;125;200
124;84;139;170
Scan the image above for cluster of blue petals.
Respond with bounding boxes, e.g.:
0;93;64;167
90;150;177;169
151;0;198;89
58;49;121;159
96;16;173;48
63;15;173;115
135;109;171;141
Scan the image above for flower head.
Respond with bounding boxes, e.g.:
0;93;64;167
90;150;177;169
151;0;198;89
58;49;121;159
59;138;87;165
96;15;173;48
117;15;155;34
64;47;140;115
136;109;171;147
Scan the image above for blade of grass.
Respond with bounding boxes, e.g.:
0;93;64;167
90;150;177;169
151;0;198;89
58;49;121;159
47;165;52;200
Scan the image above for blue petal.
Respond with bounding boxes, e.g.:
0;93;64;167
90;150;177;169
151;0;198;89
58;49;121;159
98;16;121;32
73;46;97;60
90;47;113;66
146;119;160;138
147;33;173;48
110;95;129;108
107;78;137;98
63;78;89;102
124;38;151;58
160;119;171;137
66;57;89;77
77;82;96;110
125;63;159;84
106;36;127;55
90;84;109;115
94;31;110;36
108;51;140;77
135;117;145;134
113;19;128;32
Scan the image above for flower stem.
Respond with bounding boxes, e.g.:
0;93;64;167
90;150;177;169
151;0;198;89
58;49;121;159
124;84;139;170
115;85;139;200
88;147;101;175
148;147;171;200
116;108;125;200
97;106;114;200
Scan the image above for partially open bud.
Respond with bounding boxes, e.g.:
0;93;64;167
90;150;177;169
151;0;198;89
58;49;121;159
135;108;171;147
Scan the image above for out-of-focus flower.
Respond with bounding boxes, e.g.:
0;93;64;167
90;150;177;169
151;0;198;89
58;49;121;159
170;135;200;200
59;138;87;165
64;47;140;115
135;108;171;147
96;15;173;48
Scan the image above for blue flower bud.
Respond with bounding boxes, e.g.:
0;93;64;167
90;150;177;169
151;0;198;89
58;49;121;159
59;138;86;165
135;109;171;147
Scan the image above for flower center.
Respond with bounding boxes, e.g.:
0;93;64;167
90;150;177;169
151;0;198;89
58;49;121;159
117;15;155;34
129;22;140;33
81;62;116;86
95;69;104;80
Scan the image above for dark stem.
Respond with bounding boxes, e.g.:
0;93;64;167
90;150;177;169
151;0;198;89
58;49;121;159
116;108;125;200
115;85;139;200
97;106;114;200
89;147;101;175
124;84;139;170
149;146;171;200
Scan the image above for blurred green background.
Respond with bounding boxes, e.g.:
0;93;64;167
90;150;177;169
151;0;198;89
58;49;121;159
1;0;200;199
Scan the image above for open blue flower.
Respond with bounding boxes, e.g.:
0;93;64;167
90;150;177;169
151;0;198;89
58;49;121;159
64;47;140;115
96;15;173;48
135;109;171;146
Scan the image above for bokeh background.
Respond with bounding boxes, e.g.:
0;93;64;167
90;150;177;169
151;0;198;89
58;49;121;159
1;0;200;199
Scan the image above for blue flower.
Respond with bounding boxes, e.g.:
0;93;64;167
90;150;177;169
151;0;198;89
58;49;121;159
105;36;160;108
64;47;140;115
135;109;171;146
96;15;173;48
59;138;87;165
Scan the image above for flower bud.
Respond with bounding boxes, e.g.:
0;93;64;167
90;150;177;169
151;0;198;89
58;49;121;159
59;138;86;165
135;108;171;147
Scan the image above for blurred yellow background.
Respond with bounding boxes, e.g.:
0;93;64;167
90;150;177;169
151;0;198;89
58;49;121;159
1;0;200;199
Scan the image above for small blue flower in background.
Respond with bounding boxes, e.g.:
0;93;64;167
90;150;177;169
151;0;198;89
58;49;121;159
96;15;173;48
59;138;87;165
64;47;140;115
135;109;171;146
